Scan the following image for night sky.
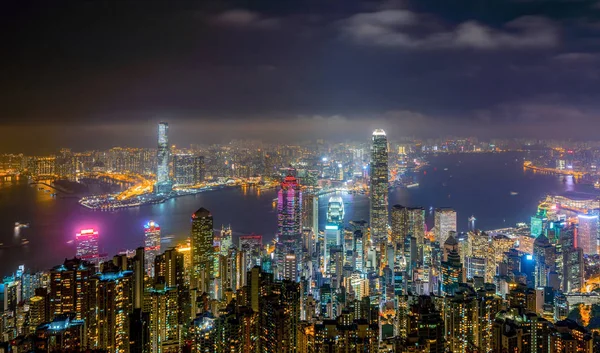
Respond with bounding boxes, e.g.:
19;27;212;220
2;0;600;153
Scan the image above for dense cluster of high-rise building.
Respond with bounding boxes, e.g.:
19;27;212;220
1;126;600;352
0;133;567;185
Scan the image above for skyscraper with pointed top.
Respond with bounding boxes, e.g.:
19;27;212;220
370;129;389;246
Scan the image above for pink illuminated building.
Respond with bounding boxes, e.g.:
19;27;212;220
76;228;99;264
144;221;161;277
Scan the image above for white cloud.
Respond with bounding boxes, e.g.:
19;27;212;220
339;10;560;50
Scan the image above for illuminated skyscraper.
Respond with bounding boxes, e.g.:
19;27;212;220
327;196;344;224
239;234;262;270
370;129;389;245
391;205;425;260
283;252;298;281
76;228;99;265
434;208;457;245
322;196;344;277
173;154;205;186
147;283;180;353
577;214;598;255
444;287;477;353
27;292;49;334
218;225;233;256
441;241;462;296
55;148;77;180
563;247;584;292
93;263;134;353
278;175;302;251
191;207;214;295
173;154;195;185
154;248;190;326
2;275;20;317
531;210;546;237
49;258;94;321
144;221;161;277
466;230;489;281
29;156;56;177
301;194;318;255
155;122;172;194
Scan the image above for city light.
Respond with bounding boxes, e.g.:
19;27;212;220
2;0;599;349
3;124;600;352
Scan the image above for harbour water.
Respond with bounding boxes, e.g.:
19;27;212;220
0;152;594;276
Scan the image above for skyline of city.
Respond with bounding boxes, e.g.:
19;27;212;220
2;0;600;351
2;122;600;352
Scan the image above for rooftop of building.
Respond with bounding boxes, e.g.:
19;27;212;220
192;207;211;218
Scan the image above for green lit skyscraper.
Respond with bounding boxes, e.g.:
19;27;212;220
531;210;546;237
370;129;389;245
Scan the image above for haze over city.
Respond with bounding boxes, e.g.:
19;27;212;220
2;0;600;153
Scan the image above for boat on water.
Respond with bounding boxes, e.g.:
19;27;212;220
15;222;29;229
406;183;419;188
510;191;519;196
21;239;29;245
595;181;600;189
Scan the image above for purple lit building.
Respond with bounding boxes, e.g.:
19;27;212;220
277;176;302;278
277;175;302;245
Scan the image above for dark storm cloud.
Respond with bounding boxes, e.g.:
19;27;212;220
0;0;599;152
